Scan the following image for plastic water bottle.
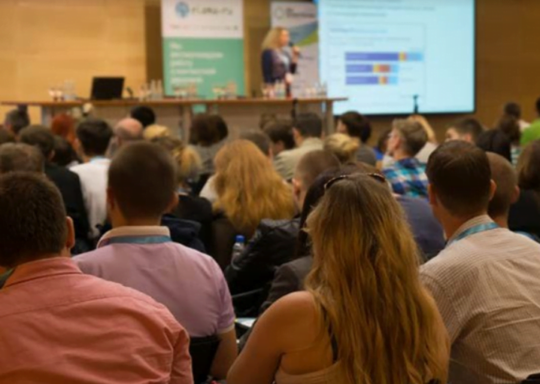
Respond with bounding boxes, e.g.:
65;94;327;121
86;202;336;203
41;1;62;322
232;235;246;261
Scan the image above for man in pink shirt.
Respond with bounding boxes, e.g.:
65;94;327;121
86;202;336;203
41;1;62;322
0;172;193;384
75;142;237;380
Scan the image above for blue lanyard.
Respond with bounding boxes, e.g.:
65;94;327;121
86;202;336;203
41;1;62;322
101;235;172;247
447;222;499;247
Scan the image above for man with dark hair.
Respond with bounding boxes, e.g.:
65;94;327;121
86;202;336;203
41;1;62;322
0;172;192;383
19;125;90;252
337;110;377;165
504;101;530;131
382;119;429;198
4;107;30;137
0;143;43;173
71;118;113;239
273;112;324;180
263;120;295;157
421;141;540;383
130;105;156;128
75;142;236;381
521;97;540;145
445;117;484;143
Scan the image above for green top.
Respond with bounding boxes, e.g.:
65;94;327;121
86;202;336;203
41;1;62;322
521;119;540;146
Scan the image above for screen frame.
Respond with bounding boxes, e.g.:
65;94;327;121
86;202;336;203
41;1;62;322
318;0;477;117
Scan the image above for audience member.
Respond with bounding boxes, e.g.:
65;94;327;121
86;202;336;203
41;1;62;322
421;141;540;383
51;136;78;167
225;150;339;298
130;105;156;128
75;142;236;380
190;113;229;180
484;152;538;242
152;136;211;248
374;128;391;162
504;101;530;131
51;113;77;146
144;124;171;141
108;118;144;157
263;120;295;157
445;117;484;143
323;133;359;164
19;126;90;252
336;111;377;165
0;129;15;145
212;140;295;268
383;119;429;198
496;114;522;166
476;129;512;163
71;118;113;239
509;140;540;238
229;173;449;384
0;143;43;173
3;107;30;137
0;172;192;383
521;98;540;146
409;114;438;163
274;112;323;180
240;131;272;158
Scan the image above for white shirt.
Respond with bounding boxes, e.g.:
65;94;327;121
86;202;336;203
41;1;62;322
200;175;218;204
421;215;540;383
71;158;110;239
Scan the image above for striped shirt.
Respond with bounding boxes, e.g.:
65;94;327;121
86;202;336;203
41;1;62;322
382;157;428;198
421;215;540;384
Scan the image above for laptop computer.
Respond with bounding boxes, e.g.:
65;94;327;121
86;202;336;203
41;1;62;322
90;77;125;100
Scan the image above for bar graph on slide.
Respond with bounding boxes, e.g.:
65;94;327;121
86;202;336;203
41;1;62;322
345;51;424;87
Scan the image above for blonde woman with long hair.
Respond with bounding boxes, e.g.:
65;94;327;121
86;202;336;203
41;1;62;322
228;173;449;384
212;140;296;266
261;27;300;89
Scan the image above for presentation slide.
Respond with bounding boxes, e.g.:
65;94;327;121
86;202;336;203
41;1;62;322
318;0;475;115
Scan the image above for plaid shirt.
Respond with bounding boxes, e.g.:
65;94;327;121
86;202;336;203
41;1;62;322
383;157;428;198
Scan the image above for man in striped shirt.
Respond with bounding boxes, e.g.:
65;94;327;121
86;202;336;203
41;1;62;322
421;141;540;384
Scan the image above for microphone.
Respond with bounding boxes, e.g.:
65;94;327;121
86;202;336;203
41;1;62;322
289;41;302;58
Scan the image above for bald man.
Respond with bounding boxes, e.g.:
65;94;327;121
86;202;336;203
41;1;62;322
108;118;144;157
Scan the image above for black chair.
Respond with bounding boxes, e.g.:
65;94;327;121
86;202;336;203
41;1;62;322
189;335;221;384
523;373;540;383
232;287;269;318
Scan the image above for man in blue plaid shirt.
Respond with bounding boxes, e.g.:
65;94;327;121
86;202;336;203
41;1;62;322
383;119;429;198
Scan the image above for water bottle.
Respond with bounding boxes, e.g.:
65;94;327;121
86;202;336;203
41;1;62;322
232;235;246;261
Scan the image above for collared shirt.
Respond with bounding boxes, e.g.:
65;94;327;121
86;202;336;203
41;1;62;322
70;157;111;238
75;226;235;337
0;257;192;384
382;157;428;198
273;138;323;180
421;215;540;384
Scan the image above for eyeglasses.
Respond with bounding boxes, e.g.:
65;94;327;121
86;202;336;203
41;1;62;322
323;173;387;191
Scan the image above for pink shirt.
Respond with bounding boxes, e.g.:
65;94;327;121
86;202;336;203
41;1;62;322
0;257;193;384
75;226;235;337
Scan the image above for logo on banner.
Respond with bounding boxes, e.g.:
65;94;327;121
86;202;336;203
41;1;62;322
273;6;316;20
175;2;190;18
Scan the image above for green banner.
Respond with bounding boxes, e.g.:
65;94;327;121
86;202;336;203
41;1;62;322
163;37;245;98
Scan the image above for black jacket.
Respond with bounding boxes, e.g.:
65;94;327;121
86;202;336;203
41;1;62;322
45;162;90;252
225;218;300;295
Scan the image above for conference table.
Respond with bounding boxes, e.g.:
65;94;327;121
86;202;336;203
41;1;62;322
1;97;347;140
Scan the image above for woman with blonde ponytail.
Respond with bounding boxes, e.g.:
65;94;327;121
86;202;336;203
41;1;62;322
228;173;449;384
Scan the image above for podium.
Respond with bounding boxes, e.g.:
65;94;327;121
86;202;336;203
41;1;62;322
1;97;347;140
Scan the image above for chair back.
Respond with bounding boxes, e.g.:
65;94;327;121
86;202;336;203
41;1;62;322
189;335;220;384
523;373;540;383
